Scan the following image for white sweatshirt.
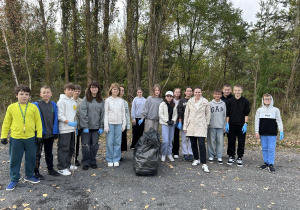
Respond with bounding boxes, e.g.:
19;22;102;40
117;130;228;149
57;94;77;134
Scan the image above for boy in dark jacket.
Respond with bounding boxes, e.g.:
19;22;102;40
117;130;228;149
32;86;60;179
225;85;250;167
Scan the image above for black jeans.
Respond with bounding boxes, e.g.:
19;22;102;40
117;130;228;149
131;118;144;149
172;127;180;155
81;129;100;165
57;132;75;170
35;136;55;173
190;137;206;164
227;125;246;158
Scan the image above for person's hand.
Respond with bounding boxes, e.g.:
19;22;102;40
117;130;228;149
54;134;59;139
132;120;136;125
98;129;104;135
1;138;8;145
122;125;126;132
167;120;174;125
83;128;89;133
68;121;77;127
226;123;230;133
184;130;187;133
36;138;43;144
280;132;284;140
242;124;247;134
104;127;109;133
138;119;144;125
255;133;260;139
177;122;182;130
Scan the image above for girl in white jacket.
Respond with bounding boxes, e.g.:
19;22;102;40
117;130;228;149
183;87;210;173
159;91;178;162
104;83;126;167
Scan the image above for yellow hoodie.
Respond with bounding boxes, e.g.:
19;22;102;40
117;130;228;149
1;102;42;139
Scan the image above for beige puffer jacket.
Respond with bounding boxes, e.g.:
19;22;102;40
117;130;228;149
183;97;211;137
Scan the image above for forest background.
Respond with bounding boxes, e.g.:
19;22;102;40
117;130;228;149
0;0;299;147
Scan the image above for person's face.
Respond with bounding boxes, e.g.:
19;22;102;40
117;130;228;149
111;87;119;97
174;89;181;98
137;90;143;97
233;87;243;97
90;86;98;96
154;88;160;97
222;86;232;97
185;88;193;98
73;89;81;97
16;91;30;104
194;88;202;99
263;96;272;106
64;88;74;98
120;87;125;97
165;95;173;103
213;92;222;100
40;88;52;101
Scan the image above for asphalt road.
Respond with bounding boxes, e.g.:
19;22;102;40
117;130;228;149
0;139;299;210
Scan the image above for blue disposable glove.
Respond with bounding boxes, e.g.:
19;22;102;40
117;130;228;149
242;123;247;134
98;129;104;135
226;123;230;133
68;121;77;127
177;122;182;130
83;128;89;133
279;132;284;140
138;119;144;125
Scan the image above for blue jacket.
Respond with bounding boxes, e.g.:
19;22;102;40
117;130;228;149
32;101;59;135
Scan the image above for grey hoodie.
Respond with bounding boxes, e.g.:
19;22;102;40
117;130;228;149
141;96;163;120
79;97;105;130
208;99;226;129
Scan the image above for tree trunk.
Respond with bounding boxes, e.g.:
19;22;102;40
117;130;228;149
134;0;140;90
102;0;110;94
86;0;92;84
61;0;70;83
38;0;51;85
92;0;99;80
71;0;79;83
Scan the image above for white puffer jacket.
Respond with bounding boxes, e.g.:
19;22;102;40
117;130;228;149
104;96;126;130
183;97;211;137
158;102;178;125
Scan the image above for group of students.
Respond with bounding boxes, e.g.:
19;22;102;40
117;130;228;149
0;82;284;191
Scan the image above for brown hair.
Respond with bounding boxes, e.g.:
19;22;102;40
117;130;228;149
15;84;31;96
40;86;51;92
194;86;202;91
233;84;243;90
86;81;103;103
136;87;143;92
64;83;75;90
185;86;193;91
263;93;271;98
152;84;161;97
108;83;121;97
223;83;231;88
213;89;222;94
173;88;181;99
164;94;175;107
74;84;81;90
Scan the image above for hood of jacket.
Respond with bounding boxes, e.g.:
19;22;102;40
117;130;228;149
59;94;72;100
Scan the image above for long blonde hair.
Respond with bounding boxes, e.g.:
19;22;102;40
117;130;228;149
152;84;161;97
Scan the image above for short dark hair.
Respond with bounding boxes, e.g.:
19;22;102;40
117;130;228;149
185;86;193;91
74;84;81;90
15;84;31;96
40;86;51;92
194;86;202;91
213;89;222;94
64;83;75;90
223;83;231;88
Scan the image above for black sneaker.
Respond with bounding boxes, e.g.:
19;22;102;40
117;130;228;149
236;158;243;167
34;172;45;180
90;163;97;169
269;164;275;173
82;165;89;170
48;169;60;176
260;163;269;170
227;156;235;165
75;160;81;166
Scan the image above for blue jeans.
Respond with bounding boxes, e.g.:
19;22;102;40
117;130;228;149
106;124;122;162
207;128;224;159
260;135;277;165
161;124;175;155
9;137;37;181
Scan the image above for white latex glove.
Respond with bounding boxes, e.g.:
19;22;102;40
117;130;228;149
104;127;109;133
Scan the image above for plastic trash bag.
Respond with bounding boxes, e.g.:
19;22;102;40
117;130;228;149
133;128;161;176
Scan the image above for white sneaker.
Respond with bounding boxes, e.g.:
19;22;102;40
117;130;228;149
58;169;71;176
113;162;119;167
192;160;200;166
208;157;214;163
174;155;179;159
69;165;77;170
161;155;166;162
218;158;223;164
168;154;175;162
108;162;113;167
202;164;210;173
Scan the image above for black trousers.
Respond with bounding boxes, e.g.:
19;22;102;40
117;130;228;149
131;118;145;149
190;137;206;164
57;132;75;170
35;136;55;173
121;130;127;152
75;129;81;160
172;127;180;155
227;125;246;158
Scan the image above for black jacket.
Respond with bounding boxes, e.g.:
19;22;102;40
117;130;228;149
226;96;250;126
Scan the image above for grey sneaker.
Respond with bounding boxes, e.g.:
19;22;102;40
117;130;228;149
236;158;243;167
227;156;235;165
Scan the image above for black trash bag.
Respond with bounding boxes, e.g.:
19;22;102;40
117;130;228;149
133;128;161;176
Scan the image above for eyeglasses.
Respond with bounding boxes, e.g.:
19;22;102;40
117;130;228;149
263;98;271;101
